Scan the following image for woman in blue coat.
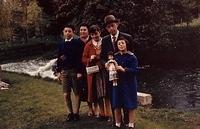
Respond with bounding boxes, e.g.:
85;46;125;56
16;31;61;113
110;37;138;129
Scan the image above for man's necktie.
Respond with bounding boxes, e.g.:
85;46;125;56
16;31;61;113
112;36;116;52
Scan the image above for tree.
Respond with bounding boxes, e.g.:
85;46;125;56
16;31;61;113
36;0;199;49
0;0;46;43
36;0;166;48
0;1;12;42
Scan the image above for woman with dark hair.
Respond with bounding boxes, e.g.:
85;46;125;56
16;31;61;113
77;23;91;111
82;25;107;119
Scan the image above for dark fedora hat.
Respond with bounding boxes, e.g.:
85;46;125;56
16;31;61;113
104;15;119;26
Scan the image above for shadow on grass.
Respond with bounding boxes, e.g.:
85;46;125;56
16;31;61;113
37;113;114;129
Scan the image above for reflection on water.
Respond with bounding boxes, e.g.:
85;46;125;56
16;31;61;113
1;60;200;111
139;68;200;111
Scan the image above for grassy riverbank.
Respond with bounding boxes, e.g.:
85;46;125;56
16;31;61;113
0;72;199;129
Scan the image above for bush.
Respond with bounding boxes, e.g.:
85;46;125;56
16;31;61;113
136;25;200;68
0;41;57;63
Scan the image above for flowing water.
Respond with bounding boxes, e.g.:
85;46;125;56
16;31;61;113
1;59;57;79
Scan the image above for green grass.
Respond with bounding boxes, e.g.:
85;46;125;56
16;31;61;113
0;72;199;129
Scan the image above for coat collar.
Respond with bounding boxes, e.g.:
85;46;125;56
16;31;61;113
64;37;73;42
114;51;134;56
110;30;119;41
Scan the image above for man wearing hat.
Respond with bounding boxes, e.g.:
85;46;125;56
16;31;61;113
101;14;135;128
101;14;134;61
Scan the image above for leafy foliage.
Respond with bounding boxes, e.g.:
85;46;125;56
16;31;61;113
36;0;200;49
0;0;48;42
0;1;12;41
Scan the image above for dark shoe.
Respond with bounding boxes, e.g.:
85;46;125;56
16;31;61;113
123;122;129;127
73;114;80;121
103;116;112;122
105;116;112;122
97;115;107;121
66;113;74;122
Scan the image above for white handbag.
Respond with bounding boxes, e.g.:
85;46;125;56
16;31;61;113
86;65;99;74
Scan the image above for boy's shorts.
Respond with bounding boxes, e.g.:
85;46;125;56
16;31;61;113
61;69;79;95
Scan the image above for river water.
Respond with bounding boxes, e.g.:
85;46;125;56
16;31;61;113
1;60;200;112
139;68;200;111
